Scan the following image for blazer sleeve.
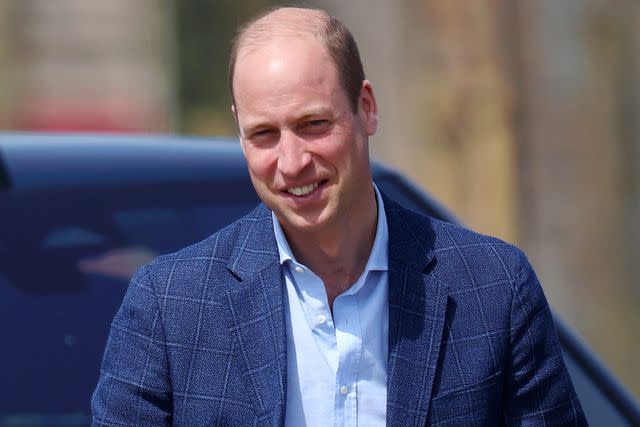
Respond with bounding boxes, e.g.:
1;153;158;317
91;265;172;426
504;250;588;425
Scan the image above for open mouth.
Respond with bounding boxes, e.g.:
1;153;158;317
285;180;328;197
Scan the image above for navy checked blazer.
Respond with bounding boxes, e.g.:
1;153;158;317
92;194;587;426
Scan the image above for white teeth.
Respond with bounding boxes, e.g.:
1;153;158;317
287;182;319;196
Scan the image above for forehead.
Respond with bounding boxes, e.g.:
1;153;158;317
232;36;342;107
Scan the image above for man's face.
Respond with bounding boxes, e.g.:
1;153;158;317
232;36;378;234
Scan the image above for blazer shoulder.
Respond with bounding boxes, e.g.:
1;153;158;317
390;199;520;256
395;204;532;289
133;203;273;293
429;216;518;254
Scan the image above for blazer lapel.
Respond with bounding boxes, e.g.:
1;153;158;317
225;204;287;425
383;195;449;426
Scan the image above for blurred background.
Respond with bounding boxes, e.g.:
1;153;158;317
0;0;638;398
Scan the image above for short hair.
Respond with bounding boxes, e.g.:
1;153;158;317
228;7;365;112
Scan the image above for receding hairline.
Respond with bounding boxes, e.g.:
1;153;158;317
234;7;331;58
229;6;366;112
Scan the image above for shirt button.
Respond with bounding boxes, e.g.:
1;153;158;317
294;266;304;273
316;314;326;325
339;386;349;395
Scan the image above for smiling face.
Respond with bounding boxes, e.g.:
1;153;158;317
232;35;378;236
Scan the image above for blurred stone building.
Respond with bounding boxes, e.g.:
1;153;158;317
2;0;173;132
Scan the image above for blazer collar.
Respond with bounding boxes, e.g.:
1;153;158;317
383;193;449;426
383;192;436;269
227;203;280;280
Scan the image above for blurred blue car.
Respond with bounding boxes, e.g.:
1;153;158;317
0;133;638;426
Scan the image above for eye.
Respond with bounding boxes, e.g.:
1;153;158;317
247;128;276;142
301;119;331;134
307;119;328;127
253;129;271;137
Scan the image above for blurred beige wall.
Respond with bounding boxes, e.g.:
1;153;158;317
517;0;640;394
8;0;174;132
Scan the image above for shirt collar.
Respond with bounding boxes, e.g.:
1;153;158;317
272;184;388;272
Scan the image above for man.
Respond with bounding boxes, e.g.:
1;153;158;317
92;7;586;426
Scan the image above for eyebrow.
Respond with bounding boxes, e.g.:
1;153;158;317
241;121;270;137
298;108;334;121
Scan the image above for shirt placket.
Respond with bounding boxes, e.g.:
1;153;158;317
288;262;339;373
288;261;365;427
333;280;364;427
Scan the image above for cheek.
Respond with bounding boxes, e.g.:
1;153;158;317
244;147;277;180
316;127;354;159
321;135;360;169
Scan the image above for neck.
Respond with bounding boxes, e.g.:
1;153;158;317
283;184;378;307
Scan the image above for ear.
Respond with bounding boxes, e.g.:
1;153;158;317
358;80;378;136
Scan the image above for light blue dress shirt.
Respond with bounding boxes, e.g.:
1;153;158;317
272;185;388;427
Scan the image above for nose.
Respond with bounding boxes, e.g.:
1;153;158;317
277;131;311;177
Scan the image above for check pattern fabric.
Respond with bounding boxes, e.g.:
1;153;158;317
92;193;587;426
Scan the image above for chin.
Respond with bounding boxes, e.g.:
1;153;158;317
277;210;333;234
